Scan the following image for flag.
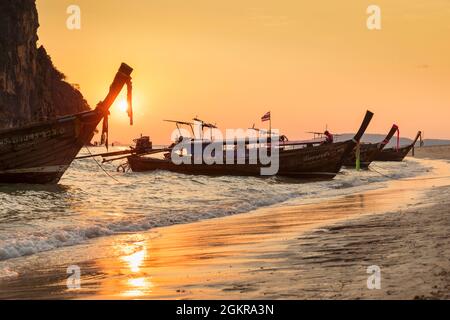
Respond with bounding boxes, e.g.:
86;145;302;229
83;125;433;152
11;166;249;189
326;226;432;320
261;111;271;122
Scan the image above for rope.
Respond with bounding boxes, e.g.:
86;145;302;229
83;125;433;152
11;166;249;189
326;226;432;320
369;163;393;178
370;163;450;182
84;146;121;183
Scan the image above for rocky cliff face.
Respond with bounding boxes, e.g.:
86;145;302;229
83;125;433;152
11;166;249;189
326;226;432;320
0;0;90;130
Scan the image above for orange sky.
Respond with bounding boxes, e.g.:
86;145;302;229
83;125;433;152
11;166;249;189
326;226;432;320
36;0;450;144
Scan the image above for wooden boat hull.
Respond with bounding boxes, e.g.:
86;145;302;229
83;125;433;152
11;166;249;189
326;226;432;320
128;140;355;180
0;63;133;184
343;143;380;169
374;131;422;162
0;111;102;184
374;146;412;162
127;110;374;179
343;124;399;169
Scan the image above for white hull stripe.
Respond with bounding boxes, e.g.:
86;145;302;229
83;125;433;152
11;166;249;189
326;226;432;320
0;165;69;174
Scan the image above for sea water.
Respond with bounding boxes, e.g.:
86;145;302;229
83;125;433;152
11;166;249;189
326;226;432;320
0;147;428;265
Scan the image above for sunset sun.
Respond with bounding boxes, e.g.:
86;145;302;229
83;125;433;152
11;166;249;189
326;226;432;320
117;99;128;113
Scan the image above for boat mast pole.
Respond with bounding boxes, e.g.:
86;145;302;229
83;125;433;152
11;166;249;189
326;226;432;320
269;111;272;142
270;112;272;136
176;123;182;137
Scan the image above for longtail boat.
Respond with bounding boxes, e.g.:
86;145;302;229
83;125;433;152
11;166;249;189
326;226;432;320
125;110;374;179
343;124;399;169
0;63;133;184
374;131;422;162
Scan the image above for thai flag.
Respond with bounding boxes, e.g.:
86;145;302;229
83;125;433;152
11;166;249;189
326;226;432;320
261;111;271;122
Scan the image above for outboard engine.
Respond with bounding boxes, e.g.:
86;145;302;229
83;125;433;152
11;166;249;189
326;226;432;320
133;136;153;153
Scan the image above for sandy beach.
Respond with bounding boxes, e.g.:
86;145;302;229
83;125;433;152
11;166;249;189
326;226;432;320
0;146;448;299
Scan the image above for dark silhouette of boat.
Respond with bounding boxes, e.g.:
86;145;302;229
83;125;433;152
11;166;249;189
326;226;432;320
126;111;374;180
374;131;422;162
343;124;399;169
0;63;133;184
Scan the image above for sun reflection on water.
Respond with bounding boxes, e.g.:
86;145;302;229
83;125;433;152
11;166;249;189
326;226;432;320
118;241;154;297
122;248;146;273
122;277;154;297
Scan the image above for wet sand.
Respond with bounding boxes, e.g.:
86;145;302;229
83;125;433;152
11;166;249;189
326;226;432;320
0;156;449;299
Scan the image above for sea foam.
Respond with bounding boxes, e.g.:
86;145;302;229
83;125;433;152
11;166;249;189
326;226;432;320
0;156;428;262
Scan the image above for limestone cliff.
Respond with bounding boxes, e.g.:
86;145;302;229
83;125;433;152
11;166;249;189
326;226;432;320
0;0;90;130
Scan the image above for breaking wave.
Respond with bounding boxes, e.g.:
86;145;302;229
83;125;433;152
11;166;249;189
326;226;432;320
0;150;429;262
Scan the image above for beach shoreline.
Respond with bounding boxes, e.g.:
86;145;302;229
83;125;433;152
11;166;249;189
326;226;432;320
0;148;449;299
